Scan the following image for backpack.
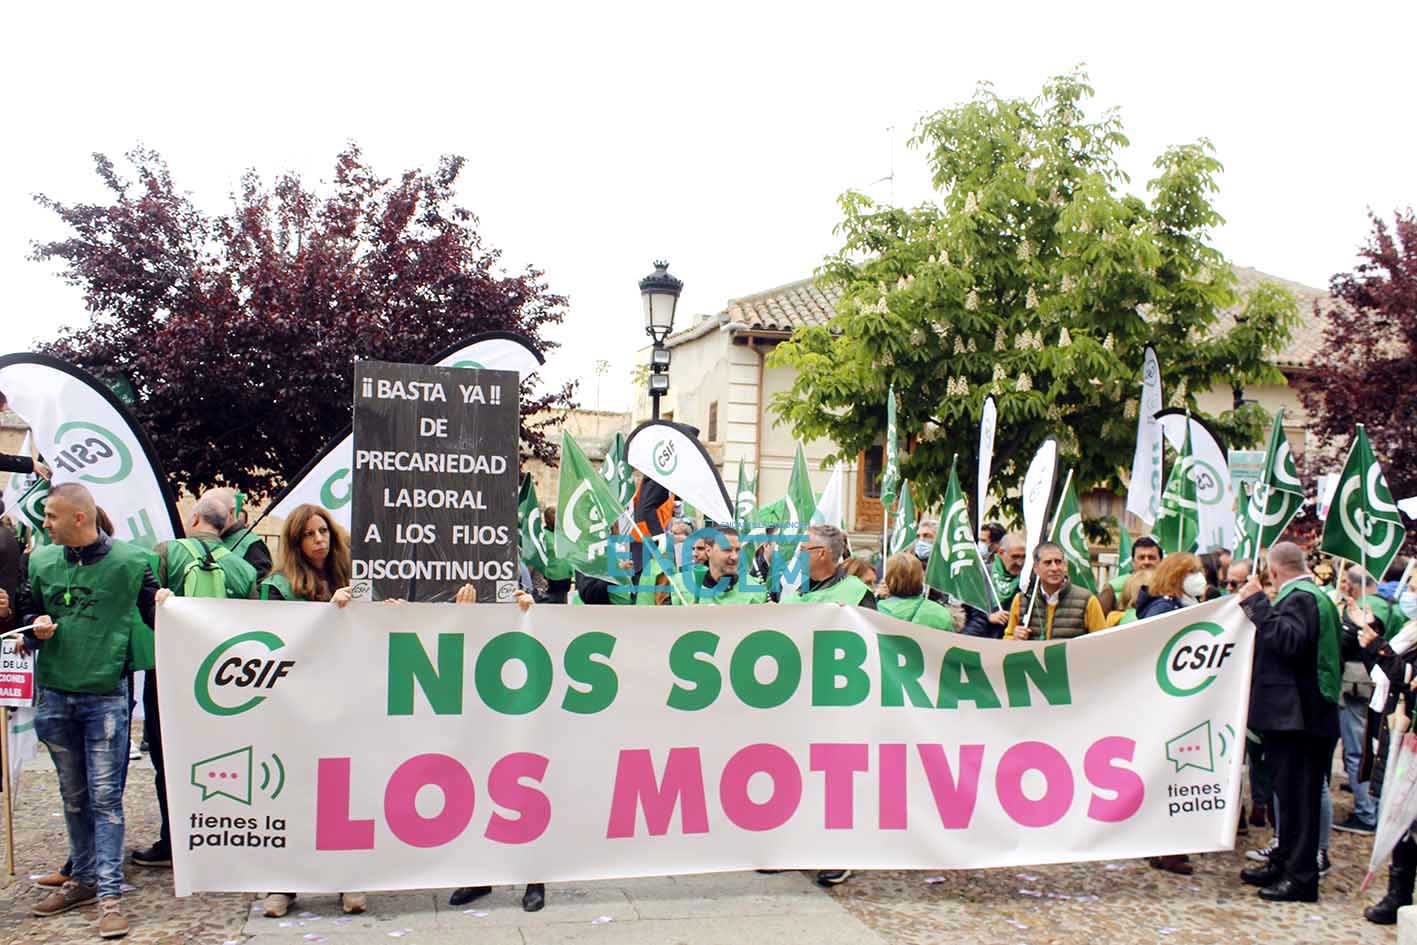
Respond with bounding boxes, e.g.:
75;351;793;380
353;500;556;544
175;538;235;598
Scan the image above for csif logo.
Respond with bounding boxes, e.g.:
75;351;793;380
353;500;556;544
195;631;295;717
321;467;352;509
652;439;678;476
50;421;133;485
1156;622;1236;697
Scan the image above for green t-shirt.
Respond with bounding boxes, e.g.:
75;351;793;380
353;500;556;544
878;594;955;631
28;540;154;692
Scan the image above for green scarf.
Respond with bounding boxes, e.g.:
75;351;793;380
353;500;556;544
991;555;1020;603
1274;578;1342;705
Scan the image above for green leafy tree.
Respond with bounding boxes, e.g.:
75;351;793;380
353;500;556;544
769;70;1298;518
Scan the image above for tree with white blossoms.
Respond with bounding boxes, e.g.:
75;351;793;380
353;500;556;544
769;69;1298;520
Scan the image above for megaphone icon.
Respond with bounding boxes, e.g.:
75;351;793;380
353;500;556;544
190;746;285;804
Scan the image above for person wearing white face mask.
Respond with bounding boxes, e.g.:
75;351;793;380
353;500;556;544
1135;553;1207;620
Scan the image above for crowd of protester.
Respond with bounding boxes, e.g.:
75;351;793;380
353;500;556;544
2;471;1415;939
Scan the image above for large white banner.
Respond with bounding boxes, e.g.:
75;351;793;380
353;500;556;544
158;597;1253;895
0;354;181;546
1157;411;1237;551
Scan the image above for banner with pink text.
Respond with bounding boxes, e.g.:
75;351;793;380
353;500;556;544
157;596;1254;895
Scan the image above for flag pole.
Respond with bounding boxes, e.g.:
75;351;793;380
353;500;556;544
1358;425;1369;588
2;705;13;877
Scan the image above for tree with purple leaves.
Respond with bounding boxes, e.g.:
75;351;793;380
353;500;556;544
31;144;574;497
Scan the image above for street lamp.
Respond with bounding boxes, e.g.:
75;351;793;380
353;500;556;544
640;260;683;419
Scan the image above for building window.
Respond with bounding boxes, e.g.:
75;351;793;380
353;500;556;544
863;445;883;499
708;401;718;443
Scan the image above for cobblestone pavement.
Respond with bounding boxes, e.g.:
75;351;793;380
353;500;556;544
2;757;1400;945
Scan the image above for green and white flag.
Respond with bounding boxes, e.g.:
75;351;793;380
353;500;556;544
518;473;551;574
15;476;49;545
601;432;635;509
782;445;817;537
555;431;631;581
889;481;917;556
1154;421;1200;555
1321;425;1407;582
1116;527;1134;577
1245;408;1305;558
925;458;997;612
734;460;757;528
1233;483;1260;565
880;386;900;511
1049;469;1096;593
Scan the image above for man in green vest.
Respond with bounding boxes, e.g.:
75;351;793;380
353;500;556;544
217;491;272;579
22;483;158;939
1238;541;1340;903
132;490;259;871
682;525;769;605
777;522;870;889
779;524;876;610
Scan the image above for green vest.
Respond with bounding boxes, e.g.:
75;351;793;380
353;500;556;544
163;536;258;598
1108;573;1127;597
222;529;268;565
28;540;154;693
259;573;300;602
879;594;955;631
1119;607;1138;625
680;566;770;606
1274;578;1342;704
781;573;871;606
1026;583;1093;640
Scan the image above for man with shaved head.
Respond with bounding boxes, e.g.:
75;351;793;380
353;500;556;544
20;482;159;938
1237;541;1341;903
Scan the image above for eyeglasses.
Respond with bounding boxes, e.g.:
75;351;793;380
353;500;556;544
1225;580;1242;589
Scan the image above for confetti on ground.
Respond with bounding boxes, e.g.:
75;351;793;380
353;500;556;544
1006;919;1029;930
592;915;614;924
464;909;490;917
279;921;294;928
303;936;325;943
1103;863;1125;870
924;876;947;884
1159;928;1178;936
1019;889;1043;897
1308;915;1324;922
300;911;319;918
1016;873;1039;881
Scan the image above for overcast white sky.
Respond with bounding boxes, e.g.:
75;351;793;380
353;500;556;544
3;1;1412;413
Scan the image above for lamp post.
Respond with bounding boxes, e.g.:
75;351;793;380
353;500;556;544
640;260;683;420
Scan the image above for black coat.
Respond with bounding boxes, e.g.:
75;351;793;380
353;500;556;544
961;603;1003;639
1241;588;1340;738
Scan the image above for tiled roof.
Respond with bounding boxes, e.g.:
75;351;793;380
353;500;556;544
680;265;1331;369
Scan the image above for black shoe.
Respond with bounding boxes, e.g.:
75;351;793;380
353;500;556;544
1258;877;1318;902
131;843;171;868
815;869;852;886
522;883;545;913
1241;863;1283;887
1333;815;1376;835
448;886;491;906
1365;892;1411;925
1318;849;1332;877
139;739;149;753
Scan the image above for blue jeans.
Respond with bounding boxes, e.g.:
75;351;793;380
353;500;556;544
34;681;131;898
1339;696;1378;825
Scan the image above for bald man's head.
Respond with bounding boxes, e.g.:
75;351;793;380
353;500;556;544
1266;541;1307;582
998;532;1027;576
43;482;99;547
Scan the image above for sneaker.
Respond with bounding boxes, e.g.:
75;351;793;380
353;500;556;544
98;896;129;939
340;892;366;914
1246;838;1279;862
1333;814;1376;835
262;893;295;918
131;843;171;868
128;742;142;761
1318;849;1332;877
34;870;70;888
815;869;852;886
32;879;98;917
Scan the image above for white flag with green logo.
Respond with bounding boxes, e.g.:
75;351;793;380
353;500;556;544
1126;346;1164;525
556;431;631;580
1154;422;1200;555
601;432;634;509
1048;469;1096;593
1321;425;1407;582
266;332;542;529
625;420;734;525
0;354;180;547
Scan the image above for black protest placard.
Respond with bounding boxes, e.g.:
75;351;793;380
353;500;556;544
350;361;520;602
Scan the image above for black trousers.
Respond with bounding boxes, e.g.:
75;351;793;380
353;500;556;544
1267;730;1335;887
143;670;170;850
